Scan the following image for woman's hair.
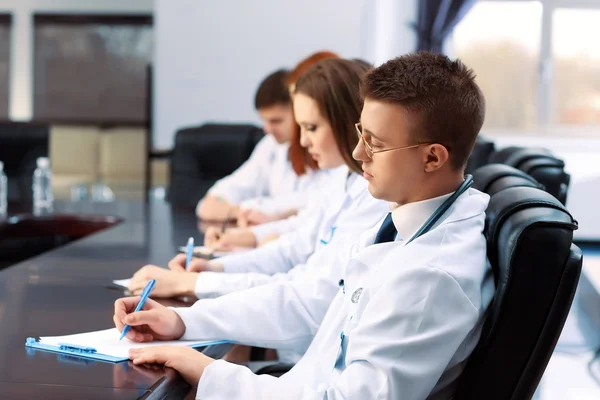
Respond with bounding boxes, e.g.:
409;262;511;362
295;58;371;175
351;58;374;69
287;51;339;175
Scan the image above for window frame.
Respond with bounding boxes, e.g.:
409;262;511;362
0;14;12;120
449;0;600;137
31;13;153;127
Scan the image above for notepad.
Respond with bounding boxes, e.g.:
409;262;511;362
178;245;227;259
113;278;131;288
26;328;230;363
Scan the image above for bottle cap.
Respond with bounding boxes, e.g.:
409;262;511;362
36;157;50;168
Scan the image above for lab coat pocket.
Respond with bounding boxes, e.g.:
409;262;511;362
343;298;360;333
345;286;371;338
333;287;369;375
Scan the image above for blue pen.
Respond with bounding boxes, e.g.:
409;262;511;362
185;237;194;270
320;226;337;245
119;279;156;340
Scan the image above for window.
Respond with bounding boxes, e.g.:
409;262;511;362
453;1;542;130
33;14;153;124
453;0;600;136
0;15;11;119
552;8;600;128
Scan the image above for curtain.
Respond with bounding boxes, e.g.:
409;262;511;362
415;0;476;52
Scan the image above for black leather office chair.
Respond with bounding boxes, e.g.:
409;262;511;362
454;187;582;400
473;163;543;197
519;155;570;206
0;122;49;202
488;146;551;164
167;124;264;206
465;137;495;175
490;147;570;205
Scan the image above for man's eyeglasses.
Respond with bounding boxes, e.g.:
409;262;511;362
355;122;450;158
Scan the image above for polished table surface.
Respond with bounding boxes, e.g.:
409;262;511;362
0;199;220;399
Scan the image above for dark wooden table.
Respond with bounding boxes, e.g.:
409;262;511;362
0;199;226;399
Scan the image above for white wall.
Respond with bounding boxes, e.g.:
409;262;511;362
0;0;154;121
154;0;418;149
0;0;419;148
366;0;417;66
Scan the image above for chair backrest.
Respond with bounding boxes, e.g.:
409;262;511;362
0;122;49;202
488;146;551;164
167;123;264;206
465;137;495;174
454;187;582;400
490;147;570;205
519;156;570;206
473;163;543;197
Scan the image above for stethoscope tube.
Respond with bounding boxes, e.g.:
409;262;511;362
406;175;474;245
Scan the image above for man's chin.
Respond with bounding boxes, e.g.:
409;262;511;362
271;134;290;144
367;182;381;199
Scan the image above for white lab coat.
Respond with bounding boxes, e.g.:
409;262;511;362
195;165;389;297
205;134;326;215
173;188;494;399
248;167;340;243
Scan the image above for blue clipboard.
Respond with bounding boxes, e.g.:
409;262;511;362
25;337;231;364
26;337;128;363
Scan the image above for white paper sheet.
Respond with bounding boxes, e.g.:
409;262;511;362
112;279;131;288
39;328;226;359
178;245;241;258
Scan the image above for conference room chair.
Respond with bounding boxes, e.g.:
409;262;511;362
490;147;570;205
454;187;582;399
0;122;49;203
465;136;496;175
167;123;264;207
489;146;552;165
473;163;543;197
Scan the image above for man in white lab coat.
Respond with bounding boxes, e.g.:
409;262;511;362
114;52;495;399
197;69;325;222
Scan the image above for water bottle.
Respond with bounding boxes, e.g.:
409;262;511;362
33;157;53;213
0;161;7;217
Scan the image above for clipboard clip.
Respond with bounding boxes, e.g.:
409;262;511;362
25;337;123;363
58;343;97;354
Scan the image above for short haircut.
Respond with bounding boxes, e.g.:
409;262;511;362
254;69;291;110
361;52;485;171
295;58;371;175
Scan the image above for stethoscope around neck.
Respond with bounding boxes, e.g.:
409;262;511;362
334;175;475;371
405;174;474;245
337;174;474;293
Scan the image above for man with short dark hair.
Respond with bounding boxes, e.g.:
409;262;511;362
253;69;294;144
197;69;303;221
114;53;494;399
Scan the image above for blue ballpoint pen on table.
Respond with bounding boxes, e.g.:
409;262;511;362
185;237;194;270
119;279;156;340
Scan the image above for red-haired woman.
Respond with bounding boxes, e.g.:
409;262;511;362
205;51;340;250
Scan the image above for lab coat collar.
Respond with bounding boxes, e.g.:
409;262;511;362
391;188;489;242
391;193;452;241
347;172;365;200
330;164;365;200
